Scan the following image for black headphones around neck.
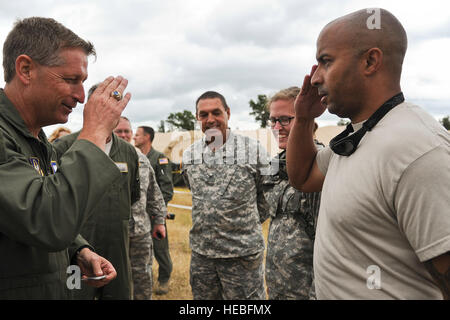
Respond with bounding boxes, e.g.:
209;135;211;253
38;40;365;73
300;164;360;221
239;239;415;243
329;93;405;156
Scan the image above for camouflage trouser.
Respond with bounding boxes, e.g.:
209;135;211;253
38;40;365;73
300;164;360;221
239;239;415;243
265;211;317;300
129;232;153;300
190;251;266;300
268;282;316;300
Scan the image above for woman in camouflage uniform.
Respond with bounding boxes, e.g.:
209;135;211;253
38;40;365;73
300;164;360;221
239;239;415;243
265;87;323;300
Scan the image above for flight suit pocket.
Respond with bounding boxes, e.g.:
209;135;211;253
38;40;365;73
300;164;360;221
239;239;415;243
116;171;130;220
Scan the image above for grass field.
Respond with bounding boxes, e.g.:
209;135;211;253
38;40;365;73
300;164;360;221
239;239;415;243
152;187;270;300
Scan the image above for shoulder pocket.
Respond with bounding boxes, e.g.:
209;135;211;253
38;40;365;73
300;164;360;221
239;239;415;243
220;164;255;200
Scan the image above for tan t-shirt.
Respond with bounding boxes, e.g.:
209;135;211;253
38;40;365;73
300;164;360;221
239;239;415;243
314;102;450;299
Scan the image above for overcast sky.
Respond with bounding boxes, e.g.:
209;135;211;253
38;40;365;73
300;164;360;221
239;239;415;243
0;0;449;136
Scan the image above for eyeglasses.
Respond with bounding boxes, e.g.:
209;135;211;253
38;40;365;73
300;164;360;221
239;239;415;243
268;116;294;127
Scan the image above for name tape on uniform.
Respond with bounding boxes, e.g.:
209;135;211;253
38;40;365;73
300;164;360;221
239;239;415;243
115;162;128;173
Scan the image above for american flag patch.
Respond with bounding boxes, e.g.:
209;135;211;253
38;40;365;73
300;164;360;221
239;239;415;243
159;157;169;165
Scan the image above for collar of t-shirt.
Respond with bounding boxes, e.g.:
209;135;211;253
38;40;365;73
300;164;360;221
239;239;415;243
104;139;113;156
351;120;364;132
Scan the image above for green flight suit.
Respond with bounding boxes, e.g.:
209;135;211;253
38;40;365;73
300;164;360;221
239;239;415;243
146;147;173;284
54;132;140;300
0;89;122;299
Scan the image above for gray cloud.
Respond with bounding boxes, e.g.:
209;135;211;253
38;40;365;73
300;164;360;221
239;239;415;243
0;0;448;137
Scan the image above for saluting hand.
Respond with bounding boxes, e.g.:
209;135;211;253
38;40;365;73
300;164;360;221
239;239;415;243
78;76;131;150
294;65;326;120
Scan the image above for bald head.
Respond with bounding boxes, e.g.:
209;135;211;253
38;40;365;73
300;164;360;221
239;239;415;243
320;8;407;79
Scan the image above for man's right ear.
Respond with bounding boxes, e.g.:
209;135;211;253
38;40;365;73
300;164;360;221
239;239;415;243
15;55;34;85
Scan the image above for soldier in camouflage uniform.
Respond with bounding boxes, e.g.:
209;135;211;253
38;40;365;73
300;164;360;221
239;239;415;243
114;117;167;300
264;87;322;300
134;125;174;294
182;91;273;300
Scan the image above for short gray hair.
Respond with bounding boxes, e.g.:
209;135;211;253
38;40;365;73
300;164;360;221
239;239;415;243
2;17;96;83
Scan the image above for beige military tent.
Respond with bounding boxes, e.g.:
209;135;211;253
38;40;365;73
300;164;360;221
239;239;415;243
152;125;345;163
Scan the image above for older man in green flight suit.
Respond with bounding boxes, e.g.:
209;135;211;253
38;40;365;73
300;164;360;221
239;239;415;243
0;17;129;299
54;85;140;300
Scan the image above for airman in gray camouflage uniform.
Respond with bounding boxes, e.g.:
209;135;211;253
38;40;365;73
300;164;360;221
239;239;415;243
114;117;167;300
264;87;322;300
129;150;167;299
182;91;273;300
134;125;174;294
